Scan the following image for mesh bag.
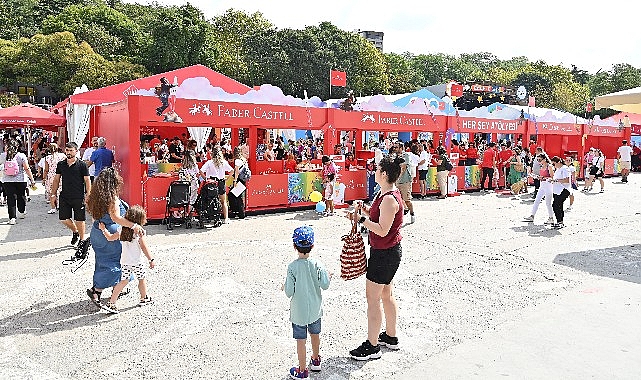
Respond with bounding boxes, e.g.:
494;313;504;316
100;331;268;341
340;217;367;280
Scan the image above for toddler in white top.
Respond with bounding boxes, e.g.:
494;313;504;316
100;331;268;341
99;205;155;313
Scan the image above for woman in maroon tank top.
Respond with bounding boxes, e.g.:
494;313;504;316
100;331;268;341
347;154;405;360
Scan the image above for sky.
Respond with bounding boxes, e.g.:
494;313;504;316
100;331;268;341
126;0;641;74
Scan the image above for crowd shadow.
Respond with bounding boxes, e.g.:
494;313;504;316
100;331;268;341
553;244;641;284
0;246;70;263
279;355;369;380
0;300;112;338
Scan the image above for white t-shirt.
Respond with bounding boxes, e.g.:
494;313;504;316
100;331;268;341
0;152;28;183
82;147;96;176
552;165;571;195
418;150;431;170
374;148;383;165
120;233;144;266
201;159;232;179
408;152;419;178
38;157;45;169
592;155;604;168
618;145;633;161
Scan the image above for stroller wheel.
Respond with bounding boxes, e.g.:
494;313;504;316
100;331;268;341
197;220;204;229
186;222;192;229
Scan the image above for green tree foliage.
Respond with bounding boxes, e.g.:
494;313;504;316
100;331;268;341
41;3;144;60
1;32;147;95
384;52;421;94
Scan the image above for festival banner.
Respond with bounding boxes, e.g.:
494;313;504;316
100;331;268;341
287;172;323;204
454;117;527;134
535;122;582;136
334;110;446;132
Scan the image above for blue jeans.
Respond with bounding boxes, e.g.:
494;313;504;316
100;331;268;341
292;318;321;339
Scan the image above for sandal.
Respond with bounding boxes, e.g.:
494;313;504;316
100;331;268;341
138;296;154;307
87;287;102;308
117;287;131;299
101;301;119;314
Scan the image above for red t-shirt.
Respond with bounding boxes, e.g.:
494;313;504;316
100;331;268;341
149;138;161;152
284;159;297;173
529;144;538;156
481;148;496;168
345;158;357;169
466;147;478;159
498;149;513;168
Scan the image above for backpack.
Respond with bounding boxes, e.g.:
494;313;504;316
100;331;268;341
443;155;453;171
238;164;251;183
4;157;20;176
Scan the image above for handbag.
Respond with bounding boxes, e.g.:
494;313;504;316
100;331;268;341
340;216;367;280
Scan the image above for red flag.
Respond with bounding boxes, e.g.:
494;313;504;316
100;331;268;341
330;70;346;87
586;102;593;112
450;84;463;97
528;96;536;107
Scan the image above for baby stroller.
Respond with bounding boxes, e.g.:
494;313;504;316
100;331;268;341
193;178;223;228
162;180;193;230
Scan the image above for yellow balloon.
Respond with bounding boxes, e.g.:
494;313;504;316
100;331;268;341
309;191;322;203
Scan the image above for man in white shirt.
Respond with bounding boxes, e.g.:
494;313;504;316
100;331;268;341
82;137;98;181
617;140;633;183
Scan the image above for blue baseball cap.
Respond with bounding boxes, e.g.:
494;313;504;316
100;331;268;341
292;226;314;248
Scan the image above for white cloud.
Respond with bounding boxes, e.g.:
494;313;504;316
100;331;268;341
125;0;641;73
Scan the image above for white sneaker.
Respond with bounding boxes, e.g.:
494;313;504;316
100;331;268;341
544;217;555;225
18;212;26;219
7;218;16;225
223;219;229;224
47;208;57;214
523;215;534;222
410;215;416;224
565;206;572;212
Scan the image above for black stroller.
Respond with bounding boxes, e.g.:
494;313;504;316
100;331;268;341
193;178;223;228
162;180;193;230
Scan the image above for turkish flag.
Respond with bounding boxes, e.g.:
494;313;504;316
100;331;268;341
450;84;463;97
586;102;593;112
330;70;347;87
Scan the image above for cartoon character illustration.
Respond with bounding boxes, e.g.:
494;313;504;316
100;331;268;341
155;77;176;116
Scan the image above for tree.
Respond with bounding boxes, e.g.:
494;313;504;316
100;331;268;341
0;0;39;40
2;32;147;96
384;52;421;94
41;4;144;61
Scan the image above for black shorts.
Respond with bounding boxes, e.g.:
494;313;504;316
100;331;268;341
209;177;226;195
589;166;603;177
366;243;402;285
59;197;86;221
418;169;428;181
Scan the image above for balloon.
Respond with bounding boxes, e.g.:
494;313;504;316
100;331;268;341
315;201;326;213
309;191;322;203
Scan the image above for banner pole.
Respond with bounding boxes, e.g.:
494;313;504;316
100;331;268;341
329;69;332;98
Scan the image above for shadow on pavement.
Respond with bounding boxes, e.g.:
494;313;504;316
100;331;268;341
0;300;111;337
553;244;641;284
0;246;71;263
511;224;561;237
279;356;368;380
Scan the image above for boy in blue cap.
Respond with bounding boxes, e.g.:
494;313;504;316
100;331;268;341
284;225;331;379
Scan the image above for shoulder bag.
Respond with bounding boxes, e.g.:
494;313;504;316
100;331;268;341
340;216;367;280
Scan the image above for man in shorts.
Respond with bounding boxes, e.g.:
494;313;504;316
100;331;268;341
395;148;415;224
51;142;91;256
617;140;633;183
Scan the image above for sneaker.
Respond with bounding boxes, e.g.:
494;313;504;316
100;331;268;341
309;356;321;372
600;189;604;193
101;302;119;314
378;331;399;350
71;232;80;246
75;238;90;260
18;212;25;219
410;215;416;224
7;218;16;225
544;217;555;225
47;208;56;214
565;206;572;212
223;219;229;224
139;296;154;306
403;209;409;216
523;215;534;222
350;340;381;361
553;223;565;229
289;366;309;379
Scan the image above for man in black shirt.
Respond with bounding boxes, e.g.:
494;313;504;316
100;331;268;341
51;142;91;255
168;136;183;163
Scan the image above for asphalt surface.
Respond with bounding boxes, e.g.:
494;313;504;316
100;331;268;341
0;173;639;379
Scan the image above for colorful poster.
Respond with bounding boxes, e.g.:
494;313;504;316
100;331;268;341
288;172;323;204
465;165;481;188
425;168;439;190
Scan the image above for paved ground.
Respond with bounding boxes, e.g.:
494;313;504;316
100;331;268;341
0;174;640;380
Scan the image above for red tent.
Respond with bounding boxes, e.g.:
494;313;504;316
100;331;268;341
68;64;251;105
605;112;641;135
0;103;65;130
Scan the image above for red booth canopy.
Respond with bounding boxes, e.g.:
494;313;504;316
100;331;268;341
68;64;251;106
0;103;65;130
